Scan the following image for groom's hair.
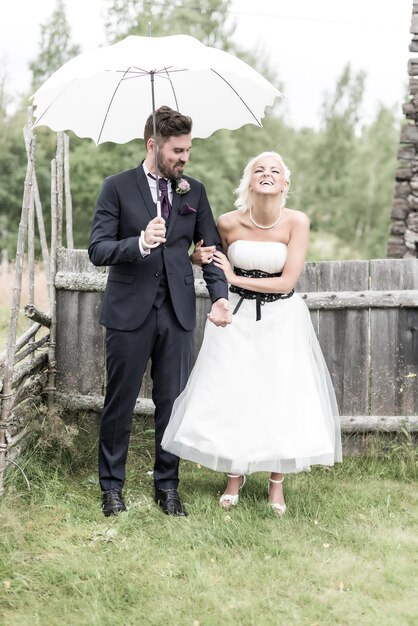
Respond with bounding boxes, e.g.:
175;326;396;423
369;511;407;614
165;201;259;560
144;106;193;146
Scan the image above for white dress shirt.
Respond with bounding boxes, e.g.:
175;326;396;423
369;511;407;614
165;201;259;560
139;163;174;256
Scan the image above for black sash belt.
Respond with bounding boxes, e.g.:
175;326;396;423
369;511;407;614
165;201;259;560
229;267;294;321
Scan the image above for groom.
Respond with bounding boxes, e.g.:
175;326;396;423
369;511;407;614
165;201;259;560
89;106;231;517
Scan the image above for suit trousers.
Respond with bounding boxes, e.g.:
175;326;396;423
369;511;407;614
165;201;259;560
99;297;193;492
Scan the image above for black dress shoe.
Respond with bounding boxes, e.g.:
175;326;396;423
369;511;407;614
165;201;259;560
154;489;188;516
102;489;127;516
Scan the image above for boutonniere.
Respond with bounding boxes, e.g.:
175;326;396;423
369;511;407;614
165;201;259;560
175;178;191;195
179;203;197;216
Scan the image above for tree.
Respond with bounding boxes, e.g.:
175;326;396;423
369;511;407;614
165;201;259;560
345;105;399;258
310;64;366;231
104;0;235;49
29;0;80;91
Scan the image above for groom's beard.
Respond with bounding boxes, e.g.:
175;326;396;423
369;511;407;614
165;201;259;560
158;155;185;181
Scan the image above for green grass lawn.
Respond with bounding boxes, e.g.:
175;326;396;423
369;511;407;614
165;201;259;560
0;418;417;626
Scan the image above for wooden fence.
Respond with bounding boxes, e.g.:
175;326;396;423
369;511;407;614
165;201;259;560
54;249;418;433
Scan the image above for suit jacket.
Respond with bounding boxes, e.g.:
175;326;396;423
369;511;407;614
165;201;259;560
88;164;228;331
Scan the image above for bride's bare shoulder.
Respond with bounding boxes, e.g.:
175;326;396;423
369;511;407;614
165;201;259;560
284;208;310;228
217;209;244;230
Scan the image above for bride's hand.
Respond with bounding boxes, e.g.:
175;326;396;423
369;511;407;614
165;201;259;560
212;250;235;283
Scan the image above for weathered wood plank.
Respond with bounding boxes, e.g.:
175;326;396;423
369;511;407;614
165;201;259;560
56;247;106;275
54;392;418;433
296;262;318;292
55;271;107;292
316;261;370;416
296;262;319;331
300;290;418;308
340;415;418;432
56;249;105;396
55;272;418;308
55;392;155;415
370;260;418;415
56;290;105;396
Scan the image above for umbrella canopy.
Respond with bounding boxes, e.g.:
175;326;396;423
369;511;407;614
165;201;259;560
31;34;282;145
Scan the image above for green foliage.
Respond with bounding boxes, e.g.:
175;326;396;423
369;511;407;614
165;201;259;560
309;65;367;231
104;0;236;49
344;106;399;258
29;0;81;92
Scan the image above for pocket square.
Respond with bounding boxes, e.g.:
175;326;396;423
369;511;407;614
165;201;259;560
179;203;197;216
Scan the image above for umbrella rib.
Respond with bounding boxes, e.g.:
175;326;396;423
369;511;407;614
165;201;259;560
210;69;263;127
112;66;188;78
97;68;132;144
32;80;77;126
162;67;179;111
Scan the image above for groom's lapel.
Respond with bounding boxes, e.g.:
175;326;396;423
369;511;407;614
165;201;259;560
167;181;181;238
135;164;157;220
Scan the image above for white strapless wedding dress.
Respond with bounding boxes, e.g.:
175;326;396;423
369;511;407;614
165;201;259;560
162;240;342;474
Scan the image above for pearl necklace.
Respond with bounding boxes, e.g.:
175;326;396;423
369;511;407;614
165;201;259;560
249;206;282;230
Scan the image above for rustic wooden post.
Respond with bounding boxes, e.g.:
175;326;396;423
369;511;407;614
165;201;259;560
27;169;35;365
33;178;51;300
54;249;106;400
25;110;51;301
45;158;58;408
64;134;74;249
56;133;64;249
0;124;35;494
316;261;370;417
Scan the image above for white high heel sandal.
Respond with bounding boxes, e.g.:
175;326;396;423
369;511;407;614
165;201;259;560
268;477;286;515
219;474;246;508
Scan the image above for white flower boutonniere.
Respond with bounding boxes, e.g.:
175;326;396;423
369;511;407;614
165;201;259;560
175;179;191;195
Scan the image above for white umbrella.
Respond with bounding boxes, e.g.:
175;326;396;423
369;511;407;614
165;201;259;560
32;34;282;144
31;34;282;218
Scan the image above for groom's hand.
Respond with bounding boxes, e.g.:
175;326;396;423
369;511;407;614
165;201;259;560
190;240;216;265
207;298;232;327
142;217;167;248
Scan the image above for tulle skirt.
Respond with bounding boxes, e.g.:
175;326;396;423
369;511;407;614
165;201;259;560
162;292;342;474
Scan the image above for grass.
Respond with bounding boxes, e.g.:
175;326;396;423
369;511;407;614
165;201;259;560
0;417;417;626
1;266;417;624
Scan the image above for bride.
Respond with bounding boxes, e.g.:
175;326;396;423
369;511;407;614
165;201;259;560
162;151;342;515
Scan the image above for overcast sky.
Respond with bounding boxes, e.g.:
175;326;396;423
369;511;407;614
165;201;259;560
0;0;413;128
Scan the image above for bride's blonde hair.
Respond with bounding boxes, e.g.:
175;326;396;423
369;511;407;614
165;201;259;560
234;151;291;211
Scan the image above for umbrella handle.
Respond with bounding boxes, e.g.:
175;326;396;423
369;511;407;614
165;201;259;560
140;230;160;249
140;200;164;249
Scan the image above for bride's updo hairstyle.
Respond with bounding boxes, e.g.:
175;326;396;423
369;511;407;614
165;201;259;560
234;151;291;211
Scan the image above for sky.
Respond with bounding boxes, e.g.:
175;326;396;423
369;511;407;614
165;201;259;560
0;0;413;129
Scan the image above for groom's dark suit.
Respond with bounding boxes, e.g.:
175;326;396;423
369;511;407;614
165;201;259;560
89;164;228;493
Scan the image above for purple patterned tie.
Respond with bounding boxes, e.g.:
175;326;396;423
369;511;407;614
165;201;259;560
158;178;171;221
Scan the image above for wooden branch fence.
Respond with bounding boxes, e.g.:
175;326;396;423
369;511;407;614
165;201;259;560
53;250;418;436
0;111;417;496
0;112;72;495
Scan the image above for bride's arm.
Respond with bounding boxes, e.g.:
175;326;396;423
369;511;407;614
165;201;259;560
216;213;232;254
213;212;310;293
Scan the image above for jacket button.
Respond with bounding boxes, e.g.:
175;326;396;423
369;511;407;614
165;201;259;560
155;272;160;277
